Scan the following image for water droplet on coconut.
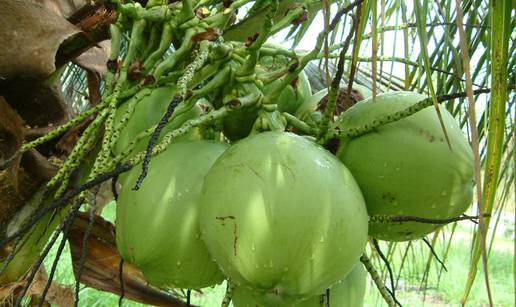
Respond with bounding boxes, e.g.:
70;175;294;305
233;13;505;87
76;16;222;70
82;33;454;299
176;261;181;266
431;203;437;209
319;236;325;243
395;167;400;172
269;260;274;268
441;190;447;196
338;247;343;252
450;202;455;207
383;162;388;168
255;264;259;269
251;242;256;251
378;175;385;179
436;214;441;218
283;267;289;272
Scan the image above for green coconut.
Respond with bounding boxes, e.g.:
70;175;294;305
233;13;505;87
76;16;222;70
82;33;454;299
116;140;228;289
232;262;367;307
335;91;474;241
113;85;202;158
199;132;368;304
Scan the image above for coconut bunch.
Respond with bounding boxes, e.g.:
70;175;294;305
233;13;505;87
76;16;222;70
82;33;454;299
109;1;474;306
0;0;477;306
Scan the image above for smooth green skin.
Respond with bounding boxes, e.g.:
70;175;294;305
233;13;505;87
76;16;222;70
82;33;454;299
232;262;366;307
113;85;202;157
296;262;366;307
336;91;474;241
199;132;368;303
116;140;228;289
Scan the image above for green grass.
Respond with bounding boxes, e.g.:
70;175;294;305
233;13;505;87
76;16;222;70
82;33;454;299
43;203;513;306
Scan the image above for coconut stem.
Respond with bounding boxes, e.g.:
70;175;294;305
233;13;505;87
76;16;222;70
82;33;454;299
283;112;319;135
360;254;398;307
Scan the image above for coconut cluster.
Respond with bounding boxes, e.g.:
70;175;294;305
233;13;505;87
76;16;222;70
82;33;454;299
115;90;473;306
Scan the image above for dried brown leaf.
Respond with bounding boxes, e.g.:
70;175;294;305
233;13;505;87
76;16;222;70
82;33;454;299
74;40;111;76
0;0;80;80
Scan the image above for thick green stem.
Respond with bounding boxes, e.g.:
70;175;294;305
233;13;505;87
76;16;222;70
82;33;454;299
143;23;174;72
283;112;319;135
153;28;196;79
104;23;122;94
178;0;195;23
141;24;162;60
189;66;231;101
237;0;278;77
136;5;171;22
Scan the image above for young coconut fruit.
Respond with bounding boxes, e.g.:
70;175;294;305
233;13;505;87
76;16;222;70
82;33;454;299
232;262;367;307
199;132;368;304
113;85;202;158
116;140;227;289
334;91;474;241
